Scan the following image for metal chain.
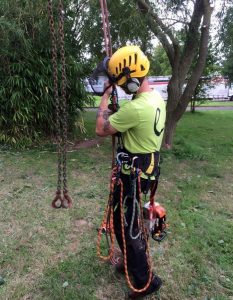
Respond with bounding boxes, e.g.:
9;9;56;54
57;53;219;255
48;0;72;208
48;0;62;193
58;0;68;193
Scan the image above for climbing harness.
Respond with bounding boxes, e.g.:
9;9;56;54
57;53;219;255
48;0;72;208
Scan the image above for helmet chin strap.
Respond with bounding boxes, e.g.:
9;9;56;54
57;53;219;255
109;67;136;84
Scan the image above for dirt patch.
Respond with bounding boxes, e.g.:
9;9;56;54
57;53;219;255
63;219;92;254
73;219;91;232
67;240;80;253
68;138;104;150
45;220;92;265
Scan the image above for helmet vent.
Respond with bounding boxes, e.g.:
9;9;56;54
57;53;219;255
119;63;122;72
141;64;145;71
116;67;118;74
123;59;126;67
129;55;132;66
134;54;137;65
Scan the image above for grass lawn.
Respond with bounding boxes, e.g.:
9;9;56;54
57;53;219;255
197;100;233;107
0;111;233;300
85;95;130;108
86;95;233;108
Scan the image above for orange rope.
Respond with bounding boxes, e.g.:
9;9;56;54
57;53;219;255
119;173;153;293
97;165;153;292
97;167;117;260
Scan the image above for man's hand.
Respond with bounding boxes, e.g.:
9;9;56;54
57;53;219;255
95;82;118;137
103;81;113;97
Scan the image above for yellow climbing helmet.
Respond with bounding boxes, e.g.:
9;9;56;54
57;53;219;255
108;45;150;86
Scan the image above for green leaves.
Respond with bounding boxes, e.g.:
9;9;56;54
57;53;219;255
0;0;88;148
220;6;233;82
149;44;172;75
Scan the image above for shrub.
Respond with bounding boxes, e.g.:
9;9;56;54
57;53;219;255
0;0;90;147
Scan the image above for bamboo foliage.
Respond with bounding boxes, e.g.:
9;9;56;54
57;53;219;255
0;0;88;147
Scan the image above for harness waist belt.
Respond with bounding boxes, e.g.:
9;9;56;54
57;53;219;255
117;147;160;177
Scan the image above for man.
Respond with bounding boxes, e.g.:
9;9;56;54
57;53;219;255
96;45;166;299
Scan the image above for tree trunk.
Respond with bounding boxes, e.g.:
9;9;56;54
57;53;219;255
164;112;177;149
190;99;196;113
164;77;181;148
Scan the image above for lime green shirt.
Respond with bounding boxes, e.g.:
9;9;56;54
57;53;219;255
109;91;166;154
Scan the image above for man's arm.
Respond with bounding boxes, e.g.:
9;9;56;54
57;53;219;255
95;91;118;137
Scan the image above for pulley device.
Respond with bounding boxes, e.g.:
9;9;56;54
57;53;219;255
48;0;72;208
143;194;167;242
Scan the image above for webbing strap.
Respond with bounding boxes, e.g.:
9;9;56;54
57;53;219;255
99;0;121;166
99;0;112;57
149;179;159;204
145;153;155;175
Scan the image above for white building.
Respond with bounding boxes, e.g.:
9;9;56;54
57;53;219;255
84;75;233;101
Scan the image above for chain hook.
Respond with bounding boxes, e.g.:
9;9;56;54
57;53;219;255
52;190;63;208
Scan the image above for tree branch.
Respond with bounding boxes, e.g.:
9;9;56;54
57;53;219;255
176;0;214;119
136;0;179;68
178;0;204;82
160;18;189;27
